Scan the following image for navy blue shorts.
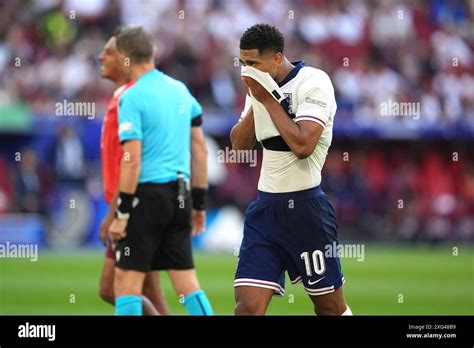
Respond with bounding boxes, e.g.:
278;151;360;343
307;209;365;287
234;186;345;296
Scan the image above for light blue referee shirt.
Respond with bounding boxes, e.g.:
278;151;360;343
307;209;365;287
118;69;202;183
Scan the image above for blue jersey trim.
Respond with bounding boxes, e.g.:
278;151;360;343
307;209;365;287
277;61;305;87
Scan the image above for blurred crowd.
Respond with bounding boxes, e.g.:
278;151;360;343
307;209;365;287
212;143;474;242
0;0;473;242
0;126;86;215
322;145;474;242
0;0;473;128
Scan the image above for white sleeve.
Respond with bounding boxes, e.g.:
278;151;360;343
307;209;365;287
238;95;252;122
294;78;334;129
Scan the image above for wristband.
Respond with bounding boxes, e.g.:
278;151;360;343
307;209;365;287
191;188;207;211
116;192;136;219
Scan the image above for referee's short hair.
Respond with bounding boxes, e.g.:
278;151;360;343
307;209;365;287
112;26;124;37
115;25;155;64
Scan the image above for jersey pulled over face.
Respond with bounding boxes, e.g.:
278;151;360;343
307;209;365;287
239;61;337;193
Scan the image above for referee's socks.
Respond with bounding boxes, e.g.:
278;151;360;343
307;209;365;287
183;290;213;315
115;295;143;316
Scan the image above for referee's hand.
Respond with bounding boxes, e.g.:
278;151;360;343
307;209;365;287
109;218;128;242
191;210;206;236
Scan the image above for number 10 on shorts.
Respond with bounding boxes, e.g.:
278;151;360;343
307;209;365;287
301;250;326;277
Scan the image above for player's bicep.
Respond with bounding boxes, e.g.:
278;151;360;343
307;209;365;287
297;120;324;150
191;127;207;154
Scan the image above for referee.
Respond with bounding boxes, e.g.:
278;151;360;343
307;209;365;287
108;25;213;316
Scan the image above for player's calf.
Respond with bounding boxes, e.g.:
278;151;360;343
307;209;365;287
114;268;146;315
169;269;213;315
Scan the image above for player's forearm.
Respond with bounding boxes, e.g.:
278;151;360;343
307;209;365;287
119;159;141;193
230;109;256;150
190;127;208;189
263;100;313;159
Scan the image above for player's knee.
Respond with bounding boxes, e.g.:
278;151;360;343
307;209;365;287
234;299;264;316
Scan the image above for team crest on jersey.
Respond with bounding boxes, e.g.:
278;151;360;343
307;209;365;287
283;93;294;115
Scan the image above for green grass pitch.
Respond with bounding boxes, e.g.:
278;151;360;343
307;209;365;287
1;245;473;315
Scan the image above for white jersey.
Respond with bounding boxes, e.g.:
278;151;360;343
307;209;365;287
239;61;337;193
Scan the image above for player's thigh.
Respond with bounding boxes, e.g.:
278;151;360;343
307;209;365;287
234;200;286;296
234;286;274;316
168;269;200;296
114;268;146;296
285;192;345;297
309;287;347;316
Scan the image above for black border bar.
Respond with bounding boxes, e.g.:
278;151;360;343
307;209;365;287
0;315;472;346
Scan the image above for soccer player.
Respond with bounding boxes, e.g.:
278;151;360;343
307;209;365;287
108;25;213;316
230;24;352;316
98;27;168;315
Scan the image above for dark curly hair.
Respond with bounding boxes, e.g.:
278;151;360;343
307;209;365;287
239;24;284;54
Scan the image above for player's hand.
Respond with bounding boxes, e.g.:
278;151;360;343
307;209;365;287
191;209;206;236
242;76;274;105
99;214;114;247
109;218;128;242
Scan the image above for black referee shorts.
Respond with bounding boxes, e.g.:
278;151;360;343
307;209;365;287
115;182;194;272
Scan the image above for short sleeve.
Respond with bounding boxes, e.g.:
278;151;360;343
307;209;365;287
191;95;203;119
294;78;333;129
118;92;142;142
